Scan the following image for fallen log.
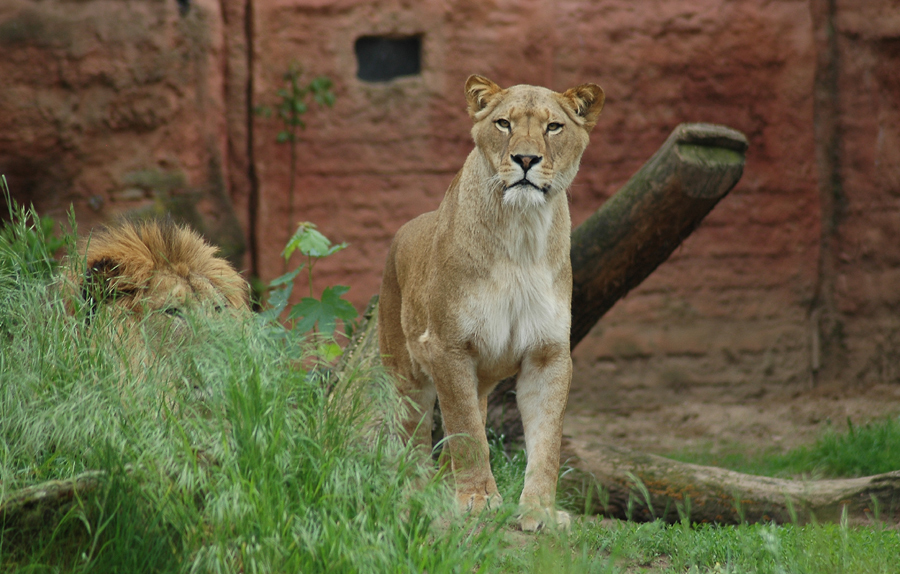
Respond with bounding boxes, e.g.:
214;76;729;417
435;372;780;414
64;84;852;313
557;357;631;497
7;440;898;529
0;471;106;541
560;438;900;525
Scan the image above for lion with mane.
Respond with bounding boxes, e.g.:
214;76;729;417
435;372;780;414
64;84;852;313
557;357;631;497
65;219;249;324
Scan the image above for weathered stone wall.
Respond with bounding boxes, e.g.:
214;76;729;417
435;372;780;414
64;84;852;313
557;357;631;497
817;1;900;385
0;0;246;264
2;0;898;390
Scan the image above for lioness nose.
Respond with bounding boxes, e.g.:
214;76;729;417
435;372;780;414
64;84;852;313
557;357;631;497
512;154;542;172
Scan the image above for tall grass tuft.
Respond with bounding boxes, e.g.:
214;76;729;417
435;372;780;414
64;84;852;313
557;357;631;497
0;192;505;573
788;416;900;477
668;415;900;480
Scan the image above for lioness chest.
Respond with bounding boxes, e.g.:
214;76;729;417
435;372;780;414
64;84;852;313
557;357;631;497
457;261;569;381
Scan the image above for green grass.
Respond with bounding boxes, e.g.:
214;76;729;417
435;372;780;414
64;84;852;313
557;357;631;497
666;416;900;479
0;196;510;572
0;276;519;572
563;518;900;574
2;187;899;573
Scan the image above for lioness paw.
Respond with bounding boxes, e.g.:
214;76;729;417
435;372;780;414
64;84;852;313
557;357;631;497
458;491;503;514
517;508;571;532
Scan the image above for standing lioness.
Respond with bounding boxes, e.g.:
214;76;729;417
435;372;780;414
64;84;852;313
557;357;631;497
379;75;604;531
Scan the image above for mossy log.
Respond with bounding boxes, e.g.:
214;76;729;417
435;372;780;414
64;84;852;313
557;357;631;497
0;471;106;541
7;441;898;529
569;122;748;346
560;438;900;525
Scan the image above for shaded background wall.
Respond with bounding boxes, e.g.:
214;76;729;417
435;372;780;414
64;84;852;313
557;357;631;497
1;0;898;392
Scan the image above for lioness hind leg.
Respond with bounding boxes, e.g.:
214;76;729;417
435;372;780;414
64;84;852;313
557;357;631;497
515;346;573;531
398;374;437;455
377;249;436;455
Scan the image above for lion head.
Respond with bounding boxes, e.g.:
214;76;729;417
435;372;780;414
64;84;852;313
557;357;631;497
464;75;604;210
66;219;249;324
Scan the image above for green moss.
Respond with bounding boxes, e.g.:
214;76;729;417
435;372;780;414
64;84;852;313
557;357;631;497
677;143;744;166
122;169;187;194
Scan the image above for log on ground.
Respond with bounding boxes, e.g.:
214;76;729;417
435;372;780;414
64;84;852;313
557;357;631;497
0;471;106;542
560;438;900;525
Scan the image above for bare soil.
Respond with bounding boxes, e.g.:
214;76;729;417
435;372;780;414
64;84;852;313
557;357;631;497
564;367;900;457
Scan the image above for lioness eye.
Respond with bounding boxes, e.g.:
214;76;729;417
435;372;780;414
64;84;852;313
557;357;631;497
495;119;511;130
547;122;563;133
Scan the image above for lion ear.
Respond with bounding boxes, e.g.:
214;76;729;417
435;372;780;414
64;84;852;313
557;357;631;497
562;83;605;130
465;75;503;118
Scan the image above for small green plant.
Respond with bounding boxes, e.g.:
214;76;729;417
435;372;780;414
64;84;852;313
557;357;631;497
255;63;336;240
261;222;357;345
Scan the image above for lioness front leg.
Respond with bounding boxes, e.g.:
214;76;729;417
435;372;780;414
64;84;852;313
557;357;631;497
515;345;573;531
432;353;503;513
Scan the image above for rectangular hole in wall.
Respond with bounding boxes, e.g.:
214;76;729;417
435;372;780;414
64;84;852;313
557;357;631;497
355;35;422;82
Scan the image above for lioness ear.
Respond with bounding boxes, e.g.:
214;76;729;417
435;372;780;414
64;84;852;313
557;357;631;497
465;75;503;119
562;83;605;130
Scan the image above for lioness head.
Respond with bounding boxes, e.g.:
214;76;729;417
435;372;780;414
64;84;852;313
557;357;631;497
465;75;604;209
66;219;249;325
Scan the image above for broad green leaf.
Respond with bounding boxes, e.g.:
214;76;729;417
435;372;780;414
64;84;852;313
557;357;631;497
316;342;344;362
269;267;303;287
321;285;357;320
298;228;333;257
266;282;293;317
283;222;347;260
287;285;358;336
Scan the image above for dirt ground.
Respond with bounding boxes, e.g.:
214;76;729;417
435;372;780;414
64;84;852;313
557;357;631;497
564;369;900;457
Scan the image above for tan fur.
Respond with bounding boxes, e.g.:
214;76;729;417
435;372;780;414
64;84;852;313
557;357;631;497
65;219;249;322
378;75;604;531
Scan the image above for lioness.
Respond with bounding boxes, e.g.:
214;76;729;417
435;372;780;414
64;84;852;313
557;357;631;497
66;219;249;324
379;75;604;530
